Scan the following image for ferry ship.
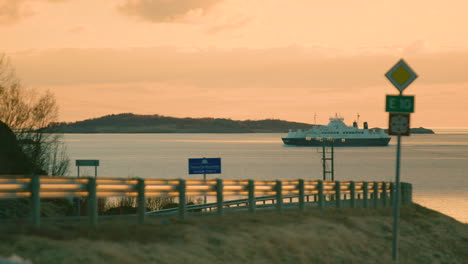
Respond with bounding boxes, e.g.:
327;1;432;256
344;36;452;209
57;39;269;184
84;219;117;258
282;116;391;146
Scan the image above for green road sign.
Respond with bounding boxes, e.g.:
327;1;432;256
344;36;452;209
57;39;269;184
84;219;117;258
385;59;418;93
76;160;99;166
386;95;414;113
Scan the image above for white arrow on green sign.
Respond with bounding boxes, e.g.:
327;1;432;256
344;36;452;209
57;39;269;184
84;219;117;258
386;95;414;113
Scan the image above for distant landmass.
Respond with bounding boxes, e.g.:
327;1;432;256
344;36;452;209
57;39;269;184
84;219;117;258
49;113;313;133
383;127;435;134
49;113;435;134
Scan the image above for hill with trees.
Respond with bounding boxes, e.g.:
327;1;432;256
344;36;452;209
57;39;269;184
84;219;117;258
51;113;314;133
51;113;435;134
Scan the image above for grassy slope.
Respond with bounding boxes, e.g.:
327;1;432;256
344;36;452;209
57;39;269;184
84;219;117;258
0;204;467;264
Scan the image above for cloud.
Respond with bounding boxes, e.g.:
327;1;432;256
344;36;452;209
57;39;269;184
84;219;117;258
0;0;31;25
0;0;66;25
118;0;221;23
9;46;468;91
204;14;251;34
68;25;86;34
10;46;468;126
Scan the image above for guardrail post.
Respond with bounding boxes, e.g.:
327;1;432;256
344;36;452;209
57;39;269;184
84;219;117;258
401;183;412;205
275;180;283;213
318;180;324;209
400;183;405;205
382;182;388;207
390;182;395;207
137;178;146;224
30;174;40;228
216;179;224;216
363;182;369;208
248;180;255;213
350;181;356;208
87;177;98;228
178;179;186;220
407;183;413;204
373;181;379;208
335;181;341;208
298;179;305;211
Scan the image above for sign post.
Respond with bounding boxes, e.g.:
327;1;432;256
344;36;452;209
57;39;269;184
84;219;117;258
188;157;221;204
385;59;417;261
75;160;100;216
76;160;100;178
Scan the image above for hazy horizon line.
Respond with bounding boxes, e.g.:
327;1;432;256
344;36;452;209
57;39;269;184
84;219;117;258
57;112;468;129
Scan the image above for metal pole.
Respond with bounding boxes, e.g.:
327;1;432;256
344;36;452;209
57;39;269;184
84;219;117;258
216;179;223;216
335;181;341;208
298;179;305;211
392;135;402;261
322;141;326;180
178;179;186;220
363;182;369;208
76;166;80;217
331;140;334;181
87;177;98;228
203;173;207;204
31;174;40;228
318;180;324;209
248;179;256;213
95;166;97;178
383;182;388;207
137;179;146;224
350;181;356;208
275;180;283;213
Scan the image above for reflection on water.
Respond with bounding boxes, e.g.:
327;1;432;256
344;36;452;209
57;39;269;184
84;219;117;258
63;132;468;223
160;139;280;143
432;128;468;134
415;193;468;223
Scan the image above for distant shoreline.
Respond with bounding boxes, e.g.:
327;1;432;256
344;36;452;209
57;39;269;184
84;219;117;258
54;128;435;134
48;113;436;134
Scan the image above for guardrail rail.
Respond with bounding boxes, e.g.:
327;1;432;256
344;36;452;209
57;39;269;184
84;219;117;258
0;175;412;228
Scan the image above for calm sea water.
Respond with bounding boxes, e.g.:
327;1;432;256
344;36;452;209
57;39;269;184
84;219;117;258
62;131;468;223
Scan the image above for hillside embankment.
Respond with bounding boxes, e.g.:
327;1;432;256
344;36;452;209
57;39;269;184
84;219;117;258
0;204;466;264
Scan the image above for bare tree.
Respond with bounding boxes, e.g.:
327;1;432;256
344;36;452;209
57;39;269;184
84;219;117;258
0;53;69;175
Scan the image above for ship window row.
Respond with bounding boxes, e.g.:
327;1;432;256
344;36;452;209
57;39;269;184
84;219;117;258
322;132;339;134
343;132;364;134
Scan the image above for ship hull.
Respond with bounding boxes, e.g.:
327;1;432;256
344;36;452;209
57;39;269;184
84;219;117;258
282;137;391;147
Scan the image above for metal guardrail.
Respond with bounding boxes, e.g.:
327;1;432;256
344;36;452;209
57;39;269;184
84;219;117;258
0;175;413;228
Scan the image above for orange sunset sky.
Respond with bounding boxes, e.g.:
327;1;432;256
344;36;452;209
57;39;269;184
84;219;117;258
1;0;467;127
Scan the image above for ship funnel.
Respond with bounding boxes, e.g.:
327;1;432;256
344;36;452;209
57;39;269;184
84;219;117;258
353;121;358;128
364;122;368;129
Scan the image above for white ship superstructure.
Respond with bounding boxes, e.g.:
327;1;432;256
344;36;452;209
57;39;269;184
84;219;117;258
282;116;390;146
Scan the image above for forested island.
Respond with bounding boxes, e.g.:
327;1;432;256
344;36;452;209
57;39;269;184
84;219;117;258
383;127;435;134
50;113;312;133
49;113;435;134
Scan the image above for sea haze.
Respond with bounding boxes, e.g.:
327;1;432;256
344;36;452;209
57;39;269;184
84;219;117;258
62;131;468;223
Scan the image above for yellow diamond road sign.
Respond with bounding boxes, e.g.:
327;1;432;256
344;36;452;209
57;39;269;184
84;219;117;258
385;59;418;93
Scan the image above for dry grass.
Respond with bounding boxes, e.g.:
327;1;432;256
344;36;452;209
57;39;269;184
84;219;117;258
0;204;466;264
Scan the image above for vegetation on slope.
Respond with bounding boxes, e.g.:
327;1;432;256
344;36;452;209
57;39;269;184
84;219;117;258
0;204;466;264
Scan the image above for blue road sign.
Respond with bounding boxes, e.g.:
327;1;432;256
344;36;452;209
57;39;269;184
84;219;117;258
189;158;221;174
